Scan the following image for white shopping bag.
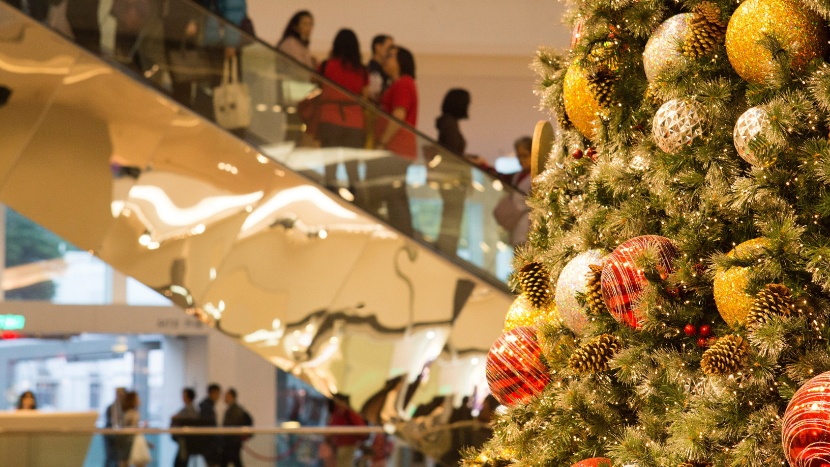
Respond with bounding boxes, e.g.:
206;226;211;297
213;55;251;130
128;434;153;465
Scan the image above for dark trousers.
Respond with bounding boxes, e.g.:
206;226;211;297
104;436;119;467
318;122;365;188
364;156;413;235
174;446;189;467
221;445;243;467
436;185;466;255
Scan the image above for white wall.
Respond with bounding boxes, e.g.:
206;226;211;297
247;0;571;163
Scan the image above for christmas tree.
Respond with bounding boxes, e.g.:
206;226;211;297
466;1;830;467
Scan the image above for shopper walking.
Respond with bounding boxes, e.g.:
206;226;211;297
171;388;199;467
367;35;394;103
221;388;254;467
118;392;152;467
318;28;369;190
198;383;222;467
277;10;315;68
104;387;127;467
366;46;419;235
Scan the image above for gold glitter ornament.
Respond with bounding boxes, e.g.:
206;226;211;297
563;63;605;140
713;238;770;329
504;294;560;332
725;0;829;84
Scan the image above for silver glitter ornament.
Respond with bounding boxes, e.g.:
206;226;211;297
652;99;705;154
733;106;770;166
554;250;605;336
643;14;694;83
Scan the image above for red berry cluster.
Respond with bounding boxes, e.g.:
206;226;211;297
572;147;598;161
683;324;715;347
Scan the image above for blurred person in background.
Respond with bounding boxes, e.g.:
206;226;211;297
105;387;127;467
493;136;533;246
433;88;474;255
318;28;369;190
198;383;222;467
171;387;198;467
16;390;36;410
277;10;315;68
328;395;368;467
366;46;418;235
367;34;393;102
116;391;143;467
221;388;254;467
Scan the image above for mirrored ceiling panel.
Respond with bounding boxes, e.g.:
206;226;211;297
0;10;82;190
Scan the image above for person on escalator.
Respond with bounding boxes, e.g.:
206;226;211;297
433;88;474;255
367;34;393;103
277;10;315;69
365;46;418;235
318;28;369;191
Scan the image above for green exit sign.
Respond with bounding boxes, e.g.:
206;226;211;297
0;314;25;330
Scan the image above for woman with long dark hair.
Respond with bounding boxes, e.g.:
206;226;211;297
365;46;419;235
433;88;472;254
317;28;369;189
277;10;315;68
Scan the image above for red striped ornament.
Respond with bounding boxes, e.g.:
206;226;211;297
601;235;678;328
783;371;830;467
486;326;549;406
572;458;613;467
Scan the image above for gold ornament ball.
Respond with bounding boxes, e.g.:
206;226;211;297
504;294;560;332
714;238;770;328
563;62;604;140
725;0;828;84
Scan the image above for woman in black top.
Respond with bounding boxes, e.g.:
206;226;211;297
433;88;472;255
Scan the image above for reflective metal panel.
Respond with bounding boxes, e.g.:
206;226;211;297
0;10;80;179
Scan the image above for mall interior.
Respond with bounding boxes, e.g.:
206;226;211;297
0;0;569;465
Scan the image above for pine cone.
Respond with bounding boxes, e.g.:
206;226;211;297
682;2;726;59
701;334;750;375
746;284;796;327
679;460;712;467
585;264;608;315
569;333;620;374
645;84;664;107
519;262;552;309
555;94;574;131
588;68;618;109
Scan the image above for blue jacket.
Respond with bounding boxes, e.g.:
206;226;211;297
203;0;247;47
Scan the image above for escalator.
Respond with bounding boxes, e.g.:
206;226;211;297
0;0;524;449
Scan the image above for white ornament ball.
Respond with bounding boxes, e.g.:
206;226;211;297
554;250;606;336
652;99;705;154
733;107;771;166
643;14;694;83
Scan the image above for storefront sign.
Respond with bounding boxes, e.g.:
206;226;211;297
0;314;24;330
